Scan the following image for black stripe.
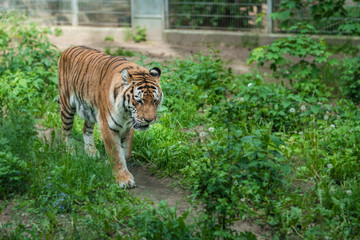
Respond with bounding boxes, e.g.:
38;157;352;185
109;126;119;133
62;105;75;117
61;111;73;120
114;85;121;100
100;57;119;82
63;126;73;131
111;61;126;71
85;122;93;129
108;108;122;128
62;120;74;125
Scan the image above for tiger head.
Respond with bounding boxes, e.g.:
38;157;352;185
120;67;163;131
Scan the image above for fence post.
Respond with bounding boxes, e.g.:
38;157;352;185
164;0;169;29
71;0;78;26
267;0;272;33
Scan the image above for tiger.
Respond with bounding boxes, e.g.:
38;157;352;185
57;46;163;189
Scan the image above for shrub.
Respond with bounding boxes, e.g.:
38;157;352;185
0;111;37;198
320;120;360;181
0;151;28;198
340;57;360;103
248;35;338;98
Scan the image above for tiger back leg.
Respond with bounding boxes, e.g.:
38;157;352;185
83;121;100;158
59;99;76;152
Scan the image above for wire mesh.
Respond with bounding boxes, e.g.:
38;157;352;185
166;0;267;31
1;0;131;27
1;0;358;34
271;0;360;34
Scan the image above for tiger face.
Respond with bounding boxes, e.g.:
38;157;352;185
121;67;163;131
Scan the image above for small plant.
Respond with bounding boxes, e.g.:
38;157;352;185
104;35;114;42
104;46;135;57
54;27;62;37
133;25;146;43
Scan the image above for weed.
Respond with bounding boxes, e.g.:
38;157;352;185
104;35;114;42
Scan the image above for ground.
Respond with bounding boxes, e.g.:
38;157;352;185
49;29;253;75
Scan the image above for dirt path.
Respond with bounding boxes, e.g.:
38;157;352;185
129;165;190;214
49;28;253;75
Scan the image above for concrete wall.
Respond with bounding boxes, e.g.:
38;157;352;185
164;29;360;48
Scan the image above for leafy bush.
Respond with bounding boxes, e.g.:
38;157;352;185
271;0;360;35
0;111;37;198
248;35;338;97
0;151;28;198
0;12;58;115
320;120;360;181
162;50;232;108
129;201;193;240
340;57;360;103
133;123;201;174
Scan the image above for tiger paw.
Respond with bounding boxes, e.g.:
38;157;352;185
116;170;136;189
85;145;100;158
65;137;76;154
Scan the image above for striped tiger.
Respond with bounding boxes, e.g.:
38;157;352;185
57;46;163;188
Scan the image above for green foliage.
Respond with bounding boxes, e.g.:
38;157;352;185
271;0;360;35
162;50;232;108
124;26;146;43
320;120;360;181
0;12;58;116
54;27;62;37
129;201;194;240
133;25;146;43
0;151;28;198
183;126;288;239
222;75;331;131
104;35;114;42
2;9;360;239
133;124;201;175
248;35;338;97
104;46;135;57
0;111;37;198
340;57;360;103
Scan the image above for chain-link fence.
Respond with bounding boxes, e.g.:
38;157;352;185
1;0;131;27
166;0;360;34
0;0;359;34
272;0;360;34
165;0;267;31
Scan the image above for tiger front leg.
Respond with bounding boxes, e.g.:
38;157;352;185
100;122;136;189
83;121;100;158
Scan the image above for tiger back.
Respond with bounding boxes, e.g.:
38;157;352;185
58;46;163;188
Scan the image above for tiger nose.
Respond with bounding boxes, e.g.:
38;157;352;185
144;117;154;123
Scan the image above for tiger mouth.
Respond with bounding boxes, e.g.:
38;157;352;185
134;124;149;131
133;119;149;131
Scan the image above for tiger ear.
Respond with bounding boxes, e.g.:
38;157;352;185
149;67;161;83
121;69;130;85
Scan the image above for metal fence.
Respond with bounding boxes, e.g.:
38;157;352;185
1;0;131;27
0;0;359;34
272;0;360;34
165;0;268;31
166;0;360;34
